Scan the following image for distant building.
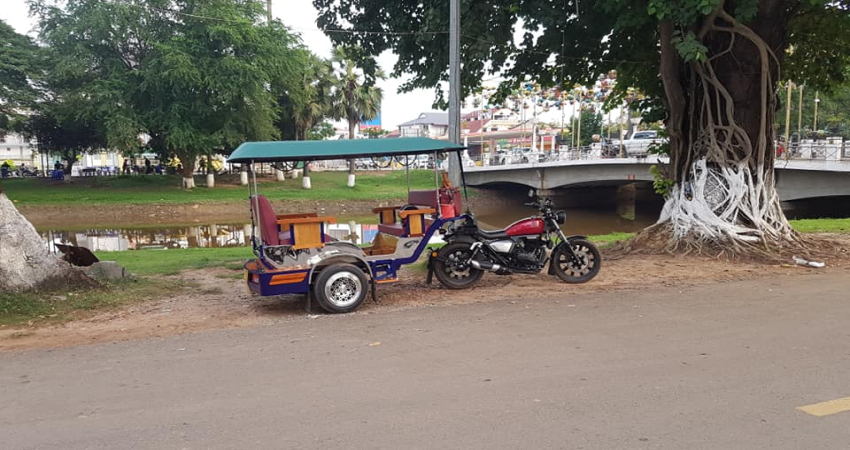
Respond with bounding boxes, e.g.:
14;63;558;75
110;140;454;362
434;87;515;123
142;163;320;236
0;132;36;167
398;112;449;138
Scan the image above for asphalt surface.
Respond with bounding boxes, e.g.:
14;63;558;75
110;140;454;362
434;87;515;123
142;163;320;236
2;272;850;449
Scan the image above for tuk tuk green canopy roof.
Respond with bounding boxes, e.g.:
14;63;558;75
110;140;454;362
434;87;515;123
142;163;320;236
226;137;465;163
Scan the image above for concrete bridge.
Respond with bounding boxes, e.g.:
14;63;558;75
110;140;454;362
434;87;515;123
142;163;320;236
464;157;850;202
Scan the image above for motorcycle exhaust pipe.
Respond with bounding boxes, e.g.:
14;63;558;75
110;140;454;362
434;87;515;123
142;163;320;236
470;260;502;272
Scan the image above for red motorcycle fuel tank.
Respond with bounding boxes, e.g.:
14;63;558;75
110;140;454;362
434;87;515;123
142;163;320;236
504;217;545;236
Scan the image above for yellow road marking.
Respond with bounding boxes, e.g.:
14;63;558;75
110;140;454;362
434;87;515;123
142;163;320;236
797;397;850;417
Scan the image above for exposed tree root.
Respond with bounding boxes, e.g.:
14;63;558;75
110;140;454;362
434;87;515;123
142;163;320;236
610;222;847;265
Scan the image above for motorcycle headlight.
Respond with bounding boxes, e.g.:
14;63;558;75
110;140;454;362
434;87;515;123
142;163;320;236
555;210;567;225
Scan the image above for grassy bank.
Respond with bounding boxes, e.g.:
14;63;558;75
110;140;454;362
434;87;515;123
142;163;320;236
2;171;438;207
789;218;850;233
0;279;174;327
94;247;253;275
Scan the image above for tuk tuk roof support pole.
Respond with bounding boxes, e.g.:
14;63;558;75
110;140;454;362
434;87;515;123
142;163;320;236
248;162;258;252
447;0;461;188
456;150;470;211
405;157;411;196
251;160;262;247
434;151;441;216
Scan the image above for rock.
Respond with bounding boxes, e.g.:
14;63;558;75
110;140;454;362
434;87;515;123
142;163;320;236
82;261;135;281
0;193;91;291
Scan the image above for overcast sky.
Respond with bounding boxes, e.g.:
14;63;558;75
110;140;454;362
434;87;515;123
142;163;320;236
0;0;438;130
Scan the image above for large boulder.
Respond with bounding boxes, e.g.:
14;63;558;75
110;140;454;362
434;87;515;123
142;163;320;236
0;193;92;292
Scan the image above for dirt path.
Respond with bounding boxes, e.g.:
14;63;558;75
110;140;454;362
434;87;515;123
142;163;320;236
3;240;847;352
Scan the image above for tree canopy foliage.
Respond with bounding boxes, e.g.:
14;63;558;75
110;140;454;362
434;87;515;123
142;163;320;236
28;0;306;183
0;20;40;132
315;0;849;115
316;0;849;250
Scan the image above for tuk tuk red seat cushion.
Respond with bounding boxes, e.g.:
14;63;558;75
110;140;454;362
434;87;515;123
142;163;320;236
251;195;334;246
408;189;462;215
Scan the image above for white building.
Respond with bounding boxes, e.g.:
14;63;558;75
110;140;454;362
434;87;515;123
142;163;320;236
0;132;36;167
398;112;449;138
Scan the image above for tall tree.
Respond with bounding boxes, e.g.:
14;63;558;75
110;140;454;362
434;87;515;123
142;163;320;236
281;53;335;141
18;109;107;178
0;21;91;292
0;20;40;133
315;0;850;253
30;0;304;188
329;46;383;187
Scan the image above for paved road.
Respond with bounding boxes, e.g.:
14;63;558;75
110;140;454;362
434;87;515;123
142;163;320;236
2;273;850;449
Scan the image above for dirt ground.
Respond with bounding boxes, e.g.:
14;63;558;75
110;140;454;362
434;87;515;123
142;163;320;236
2;235;848;352
19;199;388;229
18;188;506;229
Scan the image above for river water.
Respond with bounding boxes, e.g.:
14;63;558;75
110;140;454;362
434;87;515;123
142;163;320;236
39;204;661;252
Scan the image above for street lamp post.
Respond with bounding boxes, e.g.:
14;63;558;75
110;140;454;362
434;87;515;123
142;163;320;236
813;91;820;136
784;81;793;161
797;84;804;143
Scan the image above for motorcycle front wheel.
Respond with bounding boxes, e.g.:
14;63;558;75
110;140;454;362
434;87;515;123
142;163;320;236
551;239;601;283
433;242;484;289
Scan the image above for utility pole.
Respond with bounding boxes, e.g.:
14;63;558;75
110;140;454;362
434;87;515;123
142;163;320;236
784;81;793;161
267;0;272;22
447;0;461;187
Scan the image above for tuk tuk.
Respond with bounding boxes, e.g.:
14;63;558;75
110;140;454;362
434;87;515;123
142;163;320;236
227;138;468;314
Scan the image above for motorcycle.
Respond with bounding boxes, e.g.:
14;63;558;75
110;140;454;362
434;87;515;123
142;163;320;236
429;191;601;289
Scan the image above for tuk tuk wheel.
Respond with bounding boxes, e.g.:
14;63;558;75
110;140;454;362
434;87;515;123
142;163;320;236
314;264;368;313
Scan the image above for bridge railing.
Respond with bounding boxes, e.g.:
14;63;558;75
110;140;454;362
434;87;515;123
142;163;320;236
781;139;846;161
468;139;847;169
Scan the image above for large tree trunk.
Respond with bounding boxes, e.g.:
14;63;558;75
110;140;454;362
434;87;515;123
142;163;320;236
63;158;75;182
0;193;91;291
175;152;197;189
653;3;797;253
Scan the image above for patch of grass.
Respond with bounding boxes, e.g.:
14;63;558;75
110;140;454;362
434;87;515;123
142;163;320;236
3;171;439;207
790;218;850;233
95;247;254;276
588;232;637;245
0;279;176;327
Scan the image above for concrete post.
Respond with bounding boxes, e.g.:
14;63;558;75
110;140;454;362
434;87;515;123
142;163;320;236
447;0;461;187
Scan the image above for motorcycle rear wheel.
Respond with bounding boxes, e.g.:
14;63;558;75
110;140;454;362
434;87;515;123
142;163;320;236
551;239;601;283
433;242;484;289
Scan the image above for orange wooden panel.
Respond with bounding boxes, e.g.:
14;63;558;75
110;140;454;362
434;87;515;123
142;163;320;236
372;206;401;213
372;206;400;225
276;213;317;220
276;216;337;228
408;216;424;236
398;208;436;219
269;272;308;285
291;222;324;250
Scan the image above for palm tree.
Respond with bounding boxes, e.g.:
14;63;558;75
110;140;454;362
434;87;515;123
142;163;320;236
329;46;384;187
293;57;334;141
276;54;335;187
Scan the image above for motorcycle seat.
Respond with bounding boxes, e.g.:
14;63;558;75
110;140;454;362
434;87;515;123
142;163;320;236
476;228;510;240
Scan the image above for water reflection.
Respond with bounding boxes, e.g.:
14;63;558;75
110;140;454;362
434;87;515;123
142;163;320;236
40;223;387;252
41;224;251;252
476;207;658;236
40;205;661;253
